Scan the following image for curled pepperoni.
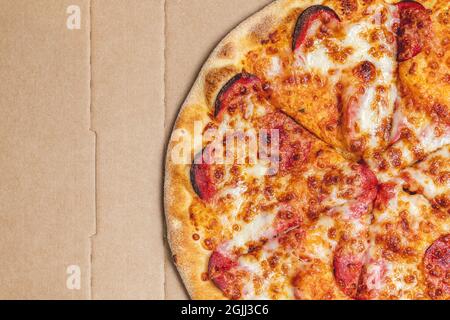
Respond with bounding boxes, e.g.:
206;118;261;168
396;1;432;62
292;5;340;51
359;165;379;202
214;73;262;119
424;235;450;300
190;147;218;202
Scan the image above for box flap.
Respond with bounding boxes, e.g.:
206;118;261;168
90;0;165;300
0;0;95;299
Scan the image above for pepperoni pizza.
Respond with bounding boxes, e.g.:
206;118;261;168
165;0;449;300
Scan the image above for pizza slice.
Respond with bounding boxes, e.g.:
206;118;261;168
245;1;399;159
208;193;376;300
192;72;378;299
358;182;450;300
370;0;450;173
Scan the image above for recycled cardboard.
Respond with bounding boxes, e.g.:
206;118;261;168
0;0;272;299
90;0;165;300
0;0;95;299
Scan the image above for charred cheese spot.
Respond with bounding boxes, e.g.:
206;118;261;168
338;0;359;17
353;61;377;83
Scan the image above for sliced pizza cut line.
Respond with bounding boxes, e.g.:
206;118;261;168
400;145;450;211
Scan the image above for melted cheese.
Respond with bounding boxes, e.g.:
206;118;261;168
363;186;450;299
402;145;450;199
295;3;399;155
224;213;276;250
246;160;270;178
267;56;282;77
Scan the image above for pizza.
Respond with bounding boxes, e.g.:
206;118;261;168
164;0;450;300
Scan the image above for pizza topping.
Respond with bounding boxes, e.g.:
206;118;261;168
374;182;397;210
208;251;242;299
357;260;387;300
190;148;218;202
333;239;366;298
424;235;450;299
357;164;379;206
372;120;450;174
258;111;313;173
396;1;432;62
292;5;340;51
352;61;377;83
214;73;262;119
337;164;379;219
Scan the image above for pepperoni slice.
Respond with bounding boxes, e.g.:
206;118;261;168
258;111;313;174
396;1;432;62
292;5;340;51
347;165;378;218
333;238;367;298
357;165;379;204
208;251;242;299
214;73;262;119
424;235;450;300
190;147;218;202
374;182;397;211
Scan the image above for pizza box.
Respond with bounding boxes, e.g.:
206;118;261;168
0;0;273;299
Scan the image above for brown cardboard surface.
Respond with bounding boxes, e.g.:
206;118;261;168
164;0;273;300
90;0;165;300
0;0;274;299
0;0;95;299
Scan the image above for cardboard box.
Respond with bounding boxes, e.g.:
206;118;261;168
0;0;271;299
